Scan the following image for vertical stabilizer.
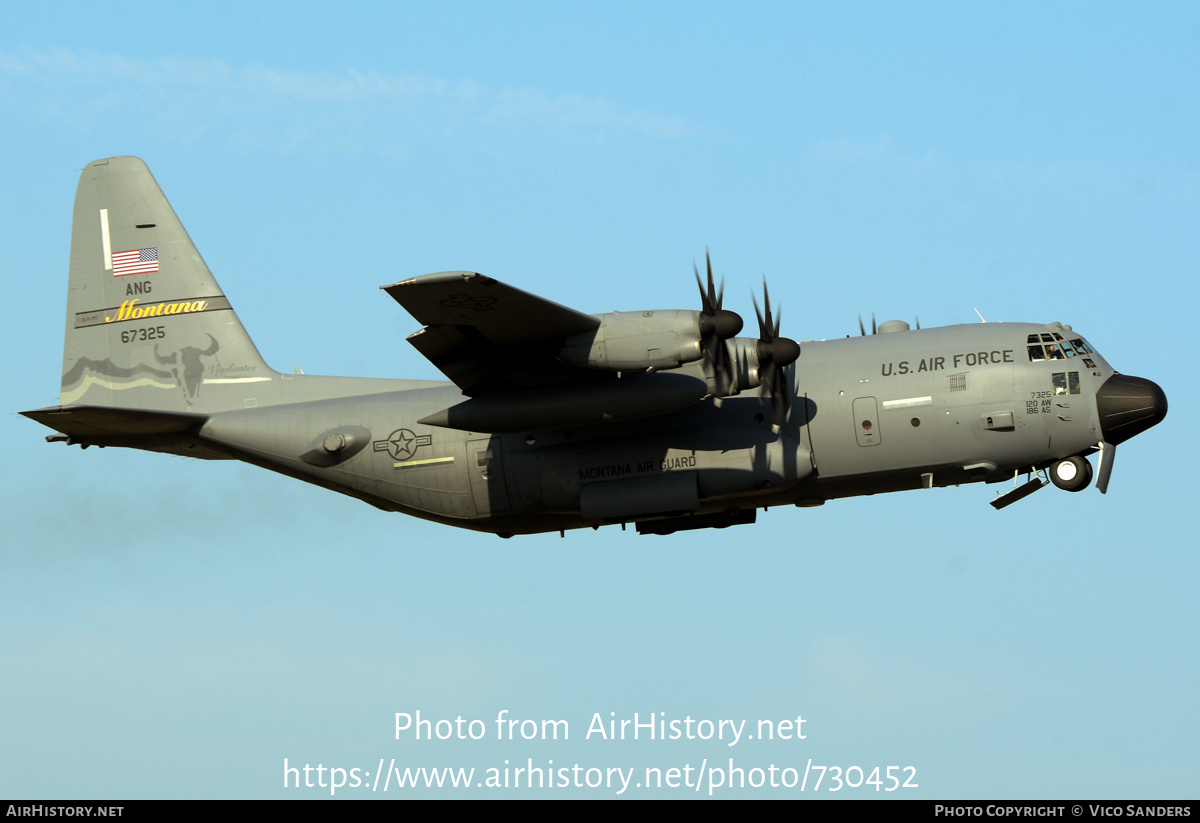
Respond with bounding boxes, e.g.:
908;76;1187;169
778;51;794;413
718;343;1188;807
60;157;274;412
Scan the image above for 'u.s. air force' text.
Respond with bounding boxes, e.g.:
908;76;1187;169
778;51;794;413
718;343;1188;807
881;349;1014;377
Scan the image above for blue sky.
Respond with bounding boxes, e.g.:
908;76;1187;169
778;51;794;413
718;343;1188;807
2;1;1196;798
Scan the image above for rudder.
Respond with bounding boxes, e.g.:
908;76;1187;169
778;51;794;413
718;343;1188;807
60;157;274;412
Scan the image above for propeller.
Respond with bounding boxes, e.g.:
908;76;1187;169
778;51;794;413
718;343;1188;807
858;312;877;336
694;250;743;396
752;279;801;431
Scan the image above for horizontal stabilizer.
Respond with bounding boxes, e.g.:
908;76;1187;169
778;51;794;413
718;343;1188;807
21;405;207;438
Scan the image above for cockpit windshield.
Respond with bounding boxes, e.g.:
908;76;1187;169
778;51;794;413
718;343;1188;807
1027;332;1095;363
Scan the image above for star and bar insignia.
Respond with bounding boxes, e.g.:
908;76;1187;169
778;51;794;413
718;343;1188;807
373;428;433;462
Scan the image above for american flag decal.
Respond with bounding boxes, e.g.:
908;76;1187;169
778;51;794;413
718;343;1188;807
112;247;159;277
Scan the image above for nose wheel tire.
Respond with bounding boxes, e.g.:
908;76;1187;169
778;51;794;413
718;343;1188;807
1050;455;1093;492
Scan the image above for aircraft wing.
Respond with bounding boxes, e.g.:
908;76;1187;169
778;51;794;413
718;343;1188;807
381;271;602;394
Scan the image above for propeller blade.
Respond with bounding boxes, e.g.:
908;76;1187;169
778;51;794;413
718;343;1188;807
771;369;792;433
1096;441;1116;494
694;251;742;397
694;249;720;314
751;279;800;429
709;333;733;396
694;265;713;315
707;249;721;310
752;280;780;340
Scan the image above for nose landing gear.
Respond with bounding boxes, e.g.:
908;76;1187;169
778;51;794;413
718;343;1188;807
1049;455;1093;492
991;454;1096;509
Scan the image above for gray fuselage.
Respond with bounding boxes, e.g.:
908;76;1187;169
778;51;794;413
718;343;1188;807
193;320;1121;536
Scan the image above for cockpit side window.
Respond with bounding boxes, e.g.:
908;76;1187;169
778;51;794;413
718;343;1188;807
1027;334;1098;362
1052;371;1082;395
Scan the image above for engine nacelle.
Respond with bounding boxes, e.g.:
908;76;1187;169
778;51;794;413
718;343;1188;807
724;337;766;393
559;310;704;371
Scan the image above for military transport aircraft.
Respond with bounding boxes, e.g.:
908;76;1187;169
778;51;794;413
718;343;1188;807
23;157;1168;536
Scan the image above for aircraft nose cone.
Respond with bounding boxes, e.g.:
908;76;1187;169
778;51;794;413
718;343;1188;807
1096;374;1168;445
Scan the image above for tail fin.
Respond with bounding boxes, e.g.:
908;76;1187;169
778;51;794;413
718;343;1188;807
59;156;274;412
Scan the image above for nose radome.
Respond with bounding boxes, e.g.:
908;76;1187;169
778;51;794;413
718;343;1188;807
1096;374;1168;445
